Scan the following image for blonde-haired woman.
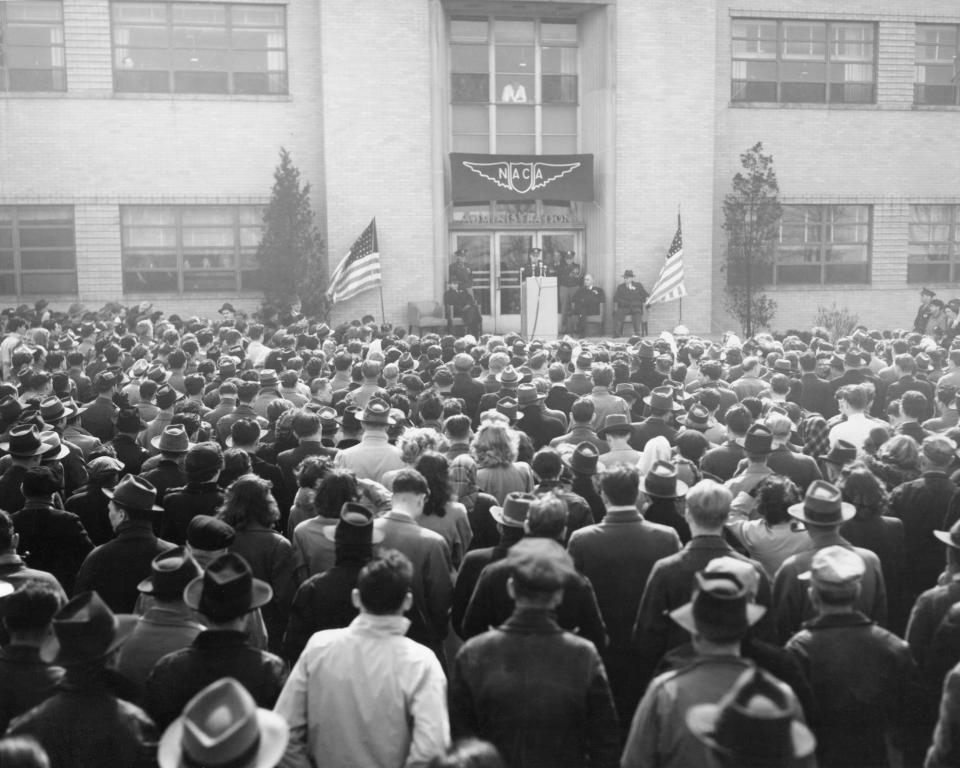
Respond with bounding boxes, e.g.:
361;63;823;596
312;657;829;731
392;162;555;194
471;420;534;504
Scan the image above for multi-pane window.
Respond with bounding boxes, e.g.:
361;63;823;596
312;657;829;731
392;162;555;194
0;207;76;295
121;206;264;293
915;25;960;105
908;205;960;282
0;1;66;91
732;19;875;104
111;3;287;94
450;17;578;154
776;205;871;284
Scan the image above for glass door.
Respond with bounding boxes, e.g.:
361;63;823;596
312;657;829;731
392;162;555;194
496;232;533;333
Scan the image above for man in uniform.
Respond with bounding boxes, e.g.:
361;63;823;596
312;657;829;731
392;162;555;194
522;246;554;279
915;287;936;334
449;248;474;294
443;278;471;334
557;250;583;332
614;270;649;336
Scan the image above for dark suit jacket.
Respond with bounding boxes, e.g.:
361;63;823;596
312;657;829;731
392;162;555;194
79;395;118;443
13;500;92;594
73;519;175;613
546;384;578;418
885;375;937;419
628;417;677;451
451;373;486;419
160;481;224;544
452;533;523;636
700;440;746;482
799;372;837;419
765;445;822;491
276;441;336;510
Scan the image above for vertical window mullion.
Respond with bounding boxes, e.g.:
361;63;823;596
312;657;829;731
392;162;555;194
776;21;783;103
825;23;832;104
167;4;175;93
534;19;541;154
821;206;829;284
176;208;184;294
488;16;495;152
226;5;234;95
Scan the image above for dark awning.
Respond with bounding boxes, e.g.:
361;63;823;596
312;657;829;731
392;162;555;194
451;153;594;203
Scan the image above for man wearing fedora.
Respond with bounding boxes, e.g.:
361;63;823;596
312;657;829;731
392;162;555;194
623;565;800;768
785;546;921;768
632;480;774;685
161;443;226;545
38;396;88;495
568;464;682;733
475;364;522;424
629;385;681;451
7;591;158;768
596;413;640;468
158;677;288;768
772;480;887;643
334;398;405;484
12;465;92;595
530;447;594;538
73;474;174;613
282;501;382;663
450;538;619;768
0;425;53;515
686;666;816;768
142;424;191;503
614;270;648;336
116;547;204;690
723;423;776;508
109;406;150;476
146;552;288;730
460;495;607;650
513;383;566;450
452;491;535;637
275;550;449;768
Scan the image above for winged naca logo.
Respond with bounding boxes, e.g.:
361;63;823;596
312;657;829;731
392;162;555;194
462;160;581;195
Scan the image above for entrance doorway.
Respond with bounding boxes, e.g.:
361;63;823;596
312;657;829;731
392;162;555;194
451;230;581;334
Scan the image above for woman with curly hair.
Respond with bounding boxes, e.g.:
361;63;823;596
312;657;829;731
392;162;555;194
725;475;810;579
218;473;297;654
471;420;534;504
414;452;473;568
839;463;905;628
380;427;446;490
864;433;921;491
291;468;361;579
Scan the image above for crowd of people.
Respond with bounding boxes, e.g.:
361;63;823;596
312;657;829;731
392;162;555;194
2;295;960;767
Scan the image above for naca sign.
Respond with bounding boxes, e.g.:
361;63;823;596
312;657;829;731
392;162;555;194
451;153;594;203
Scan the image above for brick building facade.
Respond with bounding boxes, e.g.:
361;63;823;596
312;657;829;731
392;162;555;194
2;0;959;335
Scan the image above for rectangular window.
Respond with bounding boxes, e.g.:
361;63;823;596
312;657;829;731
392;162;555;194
121;205;264;293
0;207;76;295
111;2;287;95
732;19;875;104
908;205;960;282
916;25;960;105
450;16;578;154
776;204;871;284
0;1;66;92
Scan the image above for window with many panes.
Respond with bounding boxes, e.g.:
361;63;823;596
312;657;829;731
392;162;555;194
915;25;960;105
0;1;66;91
732;19;875;104
111;2;286;94
450;17;578;154
908;205;960;282
774;205;871;284
0;207;76;295
121;206;264;293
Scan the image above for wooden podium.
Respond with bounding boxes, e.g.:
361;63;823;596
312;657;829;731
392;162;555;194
520;276;559;340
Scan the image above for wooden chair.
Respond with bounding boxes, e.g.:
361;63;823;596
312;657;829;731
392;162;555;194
581;303;605;336
407;301;464;335
615;309;648;337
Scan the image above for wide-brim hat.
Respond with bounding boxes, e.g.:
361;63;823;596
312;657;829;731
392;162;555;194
51;591;138;667
641;460;689;498
321;502;386;544
183;552;273;621
138;547;203;599
0;425;47;456
39;396;77;423
516;383;544;407
159;678;289;768
151;425;194;453
103;474;164;513
670;571;766;642
598;414;633;439
360;398;395;426
490;492;537;528
686;668;816;767
934;519;960;550
677;404;711;430
40;431;71;461
743;424;774;455
787;479;855;527
818;440;857;465
563;441;600;475
643;386;683;411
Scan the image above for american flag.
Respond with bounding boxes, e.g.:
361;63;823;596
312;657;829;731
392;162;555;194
326;218;381;304
646;214;687;306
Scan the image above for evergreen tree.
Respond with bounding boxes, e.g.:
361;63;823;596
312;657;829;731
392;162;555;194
256;148;328;317
722;142;782;337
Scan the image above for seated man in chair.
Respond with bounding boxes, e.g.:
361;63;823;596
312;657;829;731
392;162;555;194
443;278;472;334
571;273;605;337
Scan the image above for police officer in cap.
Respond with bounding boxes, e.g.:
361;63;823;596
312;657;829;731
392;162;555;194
449;248;474;293
522;247;555;279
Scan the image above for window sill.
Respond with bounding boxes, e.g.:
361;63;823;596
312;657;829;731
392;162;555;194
913;104;960;111
0;91;291;102
121;290;264;298
766;283;873;291
728;101;878;111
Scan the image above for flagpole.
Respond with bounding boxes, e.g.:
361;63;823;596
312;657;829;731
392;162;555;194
677;206;682;323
